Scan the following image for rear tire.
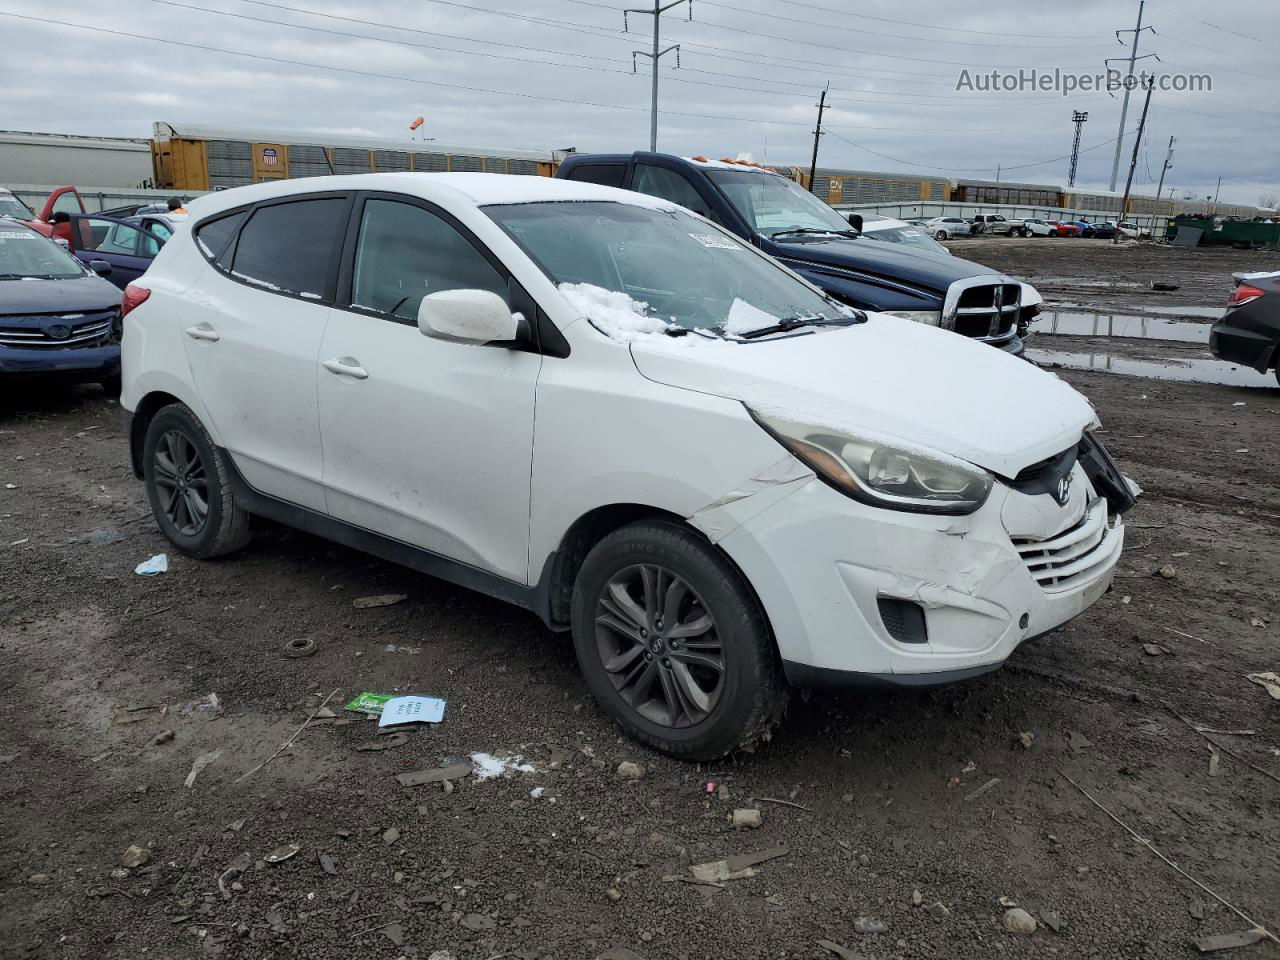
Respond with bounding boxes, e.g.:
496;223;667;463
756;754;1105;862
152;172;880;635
571;520;786;761
143;403;252;559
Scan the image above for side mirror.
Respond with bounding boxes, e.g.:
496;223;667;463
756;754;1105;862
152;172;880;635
88;259;113;276
417;289;517;344
846;213;863;233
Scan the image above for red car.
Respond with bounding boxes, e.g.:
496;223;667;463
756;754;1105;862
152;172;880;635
1045;219;1083;238
1;185;86;243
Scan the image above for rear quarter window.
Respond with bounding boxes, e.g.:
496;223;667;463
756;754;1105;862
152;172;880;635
195;211;248;269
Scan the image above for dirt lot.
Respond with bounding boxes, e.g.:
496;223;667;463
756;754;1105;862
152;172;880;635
2;239;1279;960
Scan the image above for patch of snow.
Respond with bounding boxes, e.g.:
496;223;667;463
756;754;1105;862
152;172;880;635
231;270;282;292
470;752;536;781
722;298;780;337
529;787;546;799
558;282;674;342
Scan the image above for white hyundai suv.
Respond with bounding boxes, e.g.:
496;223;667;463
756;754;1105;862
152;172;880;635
120;174;1134;760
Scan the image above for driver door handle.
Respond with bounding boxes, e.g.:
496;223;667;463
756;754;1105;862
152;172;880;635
184;323;220;342
322;357;369;380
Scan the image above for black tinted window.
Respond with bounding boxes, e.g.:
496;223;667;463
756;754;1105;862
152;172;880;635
632;164;713;218
195;211;247;268
565;163;626;188
351;198;506;320
232;198;348;298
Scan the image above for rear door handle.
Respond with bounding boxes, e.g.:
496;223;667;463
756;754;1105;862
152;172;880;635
184;323;220;342
322;357;369;380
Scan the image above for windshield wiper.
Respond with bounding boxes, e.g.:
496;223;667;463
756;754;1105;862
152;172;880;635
769;227;859;239
736;312;861;339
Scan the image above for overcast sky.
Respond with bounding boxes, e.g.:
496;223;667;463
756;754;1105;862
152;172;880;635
2;0;1276;204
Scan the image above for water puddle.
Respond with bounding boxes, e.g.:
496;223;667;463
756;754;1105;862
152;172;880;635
1029;348;1275;388
1035;310;1212;343
1051;302;1224;320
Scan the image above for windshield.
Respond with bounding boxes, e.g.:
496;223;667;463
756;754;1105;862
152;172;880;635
0;194;36;220
486;201;840;334
704;170;851;236
0;223;87;279
863;224;950;256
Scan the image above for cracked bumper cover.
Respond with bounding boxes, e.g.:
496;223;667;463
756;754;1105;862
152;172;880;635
710;469;1124;687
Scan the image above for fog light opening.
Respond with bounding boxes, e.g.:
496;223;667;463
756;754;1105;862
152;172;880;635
1019;613;1030;630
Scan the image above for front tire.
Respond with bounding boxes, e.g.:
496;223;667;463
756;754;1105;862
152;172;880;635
143;403;251;559
571;520;786;761
935;230;948;240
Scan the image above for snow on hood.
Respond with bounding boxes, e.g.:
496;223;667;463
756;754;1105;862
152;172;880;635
629;313;1095;478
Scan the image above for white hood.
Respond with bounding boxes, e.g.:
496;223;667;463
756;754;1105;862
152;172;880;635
629;314;1094;478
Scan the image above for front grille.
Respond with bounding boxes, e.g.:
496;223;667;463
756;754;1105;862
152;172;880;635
1012;498;1112;593
0;310;117;349
951;283;1021;339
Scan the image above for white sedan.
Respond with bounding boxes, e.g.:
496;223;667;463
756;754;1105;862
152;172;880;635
923;216;973;239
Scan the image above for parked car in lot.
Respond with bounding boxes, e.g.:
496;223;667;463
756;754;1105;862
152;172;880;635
0;219;122;392
0;188;38;223
858;214;951;255
1115;221;1148;240
121;173;1136;759
558;153;1033;353
7;185;88;240
1210;271;1280;385
64;213;173;289
923;217;973;240
1062;220;1094;237
1045;220;1082;238
971;214;1017;236
1018;218;1057;238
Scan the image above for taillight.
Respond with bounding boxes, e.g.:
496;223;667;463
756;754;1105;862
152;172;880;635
121;283;151;318
1228;283;1264;308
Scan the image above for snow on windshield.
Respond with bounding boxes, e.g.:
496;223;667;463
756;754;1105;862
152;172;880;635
558;282;678;342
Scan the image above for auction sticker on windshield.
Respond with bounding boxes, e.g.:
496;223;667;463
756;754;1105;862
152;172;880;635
689;233;741;250
0;231;37;240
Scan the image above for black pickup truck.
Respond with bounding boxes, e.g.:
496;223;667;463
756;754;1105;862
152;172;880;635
556;152;1039;354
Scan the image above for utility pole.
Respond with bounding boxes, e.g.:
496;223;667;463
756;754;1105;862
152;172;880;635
996;164;1001;182
1154;135;1175;201
1068;111;1088;187
1107;0;1157;191
807;84;829;194
1213;176;1222;203
624;0;691;152
1116;77;1153;242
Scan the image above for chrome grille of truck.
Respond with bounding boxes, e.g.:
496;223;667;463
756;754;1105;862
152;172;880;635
949;283;1021;340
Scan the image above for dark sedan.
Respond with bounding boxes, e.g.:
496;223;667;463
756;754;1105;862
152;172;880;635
1210;271;1280;386
64;213;179;290
0;219;122;392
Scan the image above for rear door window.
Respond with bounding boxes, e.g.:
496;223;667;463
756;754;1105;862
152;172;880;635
74;218;144;256
632;164;714;219
564;163;627;188
231;197;349;300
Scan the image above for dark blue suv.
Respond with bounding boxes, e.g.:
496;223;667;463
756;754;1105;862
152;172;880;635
557;153;1036;354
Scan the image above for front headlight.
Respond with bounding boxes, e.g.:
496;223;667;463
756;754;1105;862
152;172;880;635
880;310;942;326
750;410;993;514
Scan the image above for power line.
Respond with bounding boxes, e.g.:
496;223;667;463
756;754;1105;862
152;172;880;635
824;127;1132;176
761;0;1104;40
0;11;819;128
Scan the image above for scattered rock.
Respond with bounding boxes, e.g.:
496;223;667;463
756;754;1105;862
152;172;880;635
1249;616;1266;628
264;844;301;864
690;846;789;883
460;913;496;931
1067;731;1093;753
606;886;622;902
109;868;129;880
817;940;861;960
352;593;408;609
383;922;406;946
1003;908;1037;935
150;729;175;746
1076;866;1090;876
226;818;246;833
911;890;923;907
1157;564;1177;579
1142;643;1167;656
1192;928;1266;952
617;761;645;780
27;873;50;886
853;917;888;934
924;901;950;918
1040;910;1065;933
731;808;762;829
382;827;401;845
998;896;1019;908
1189;900;1206;921
1018;732;1035;750
396;761;472;787
120;845;151;868
597;949;645;960
319;853;338;876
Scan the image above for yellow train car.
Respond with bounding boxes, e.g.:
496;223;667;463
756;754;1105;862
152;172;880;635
150;122;569;191
786;167;948;205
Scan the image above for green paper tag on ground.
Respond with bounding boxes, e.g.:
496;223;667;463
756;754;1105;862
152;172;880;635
345;691;393;715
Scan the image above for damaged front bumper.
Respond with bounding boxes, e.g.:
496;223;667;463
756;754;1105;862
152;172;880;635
713;461;1124;687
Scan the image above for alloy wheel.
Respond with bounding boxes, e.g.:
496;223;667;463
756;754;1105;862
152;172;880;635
594;563;725;728
153;429;210;537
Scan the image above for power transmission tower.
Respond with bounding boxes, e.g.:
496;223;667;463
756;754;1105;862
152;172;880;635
807;84;829;195
1068;111;1088;187
1107;0;1158;191
624;0;691;152
1154;135;1175;201
1117;77;1154;241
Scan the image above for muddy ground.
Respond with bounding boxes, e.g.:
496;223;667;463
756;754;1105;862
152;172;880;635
2;238;1279;960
